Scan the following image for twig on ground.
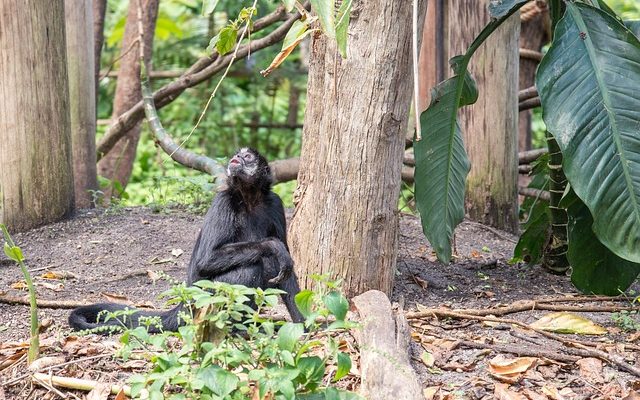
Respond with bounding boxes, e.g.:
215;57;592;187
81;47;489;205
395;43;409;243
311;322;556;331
32;373;135;397
408;309;640;377
406;300;637;318
0;294;87;309
457;339;579;363
2;354;112;388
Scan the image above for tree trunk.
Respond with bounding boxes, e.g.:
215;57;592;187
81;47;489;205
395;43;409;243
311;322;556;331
66;0;98;208
519;2;550;151
289;0;427;297
0;0;74;232
445;0;520;233
97;0;159;197
93;0;107;107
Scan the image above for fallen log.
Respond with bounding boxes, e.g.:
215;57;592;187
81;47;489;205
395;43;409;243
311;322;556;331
352;290;422;400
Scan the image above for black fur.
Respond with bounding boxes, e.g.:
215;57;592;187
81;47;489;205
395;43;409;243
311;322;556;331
69;148;304;333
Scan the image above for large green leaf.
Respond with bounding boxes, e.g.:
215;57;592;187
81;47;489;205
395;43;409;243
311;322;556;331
414;2;526;263
414;73;473;263
488;0;529;18
536;3;640;263
563;190;640;295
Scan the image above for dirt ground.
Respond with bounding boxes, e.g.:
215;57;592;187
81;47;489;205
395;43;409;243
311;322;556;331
1;207;639;399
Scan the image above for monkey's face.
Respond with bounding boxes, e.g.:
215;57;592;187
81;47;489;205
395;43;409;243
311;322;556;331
227;148;260;179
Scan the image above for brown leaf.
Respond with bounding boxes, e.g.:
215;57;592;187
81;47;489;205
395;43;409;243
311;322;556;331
413;275;429;290
100;292;131;304
423;386;440;400
40;270;77;280
10;280;27;290
521;389;548;400
488;355;538;383
494;383;528;400
623;391;640;400
542;385;565;400
114;389;127;400
87;383;111;400
576;357;603;384
39;281;64;292
261;28;317;77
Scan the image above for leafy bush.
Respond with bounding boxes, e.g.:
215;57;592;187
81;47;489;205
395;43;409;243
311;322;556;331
97;276;360;399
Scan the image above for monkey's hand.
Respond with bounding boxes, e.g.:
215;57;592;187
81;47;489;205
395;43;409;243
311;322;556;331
265;239;294;284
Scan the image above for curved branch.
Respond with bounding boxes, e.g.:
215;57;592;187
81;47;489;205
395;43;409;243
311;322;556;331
97;5;300;159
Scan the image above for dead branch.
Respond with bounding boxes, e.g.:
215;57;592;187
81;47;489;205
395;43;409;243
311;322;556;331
405;299;637;319
519;96;541;111
519;165;532;174
518;86;539;102
519;187;551;201
408;309;640;377
0;294;87;309
519;48;544;62
456;339;579;363
32;373;134;397
97;5;300;159
519;148;547;164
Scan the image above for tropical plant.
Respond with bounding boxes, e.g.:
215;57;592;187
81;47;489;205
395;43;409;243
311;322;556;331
413;0;640;295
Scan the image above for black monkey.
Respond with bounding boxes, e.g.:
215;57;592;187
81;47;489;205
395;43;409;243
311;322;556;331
69;148;304;332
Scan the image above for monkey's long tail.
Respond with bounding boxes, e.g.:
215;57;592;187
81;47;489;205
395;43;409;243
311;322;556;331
68;303;183;334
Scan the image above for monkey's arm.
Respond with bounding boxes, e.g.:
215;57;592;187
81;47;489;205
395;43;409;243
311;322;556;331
193;238;291;280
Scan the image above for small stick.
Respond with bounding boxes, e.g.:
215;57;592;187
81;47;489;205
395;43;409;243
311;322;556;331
406;302;637;319
32;373;139;397
0;294;87;309
409;309;640;377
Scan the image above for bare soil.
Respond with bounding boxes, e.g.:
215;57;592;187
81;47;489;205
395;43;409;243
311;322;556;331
0;207;638;399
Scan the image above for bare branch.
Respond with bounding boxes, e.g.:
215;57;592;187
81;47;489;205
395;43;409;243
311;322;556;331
97;5;301;159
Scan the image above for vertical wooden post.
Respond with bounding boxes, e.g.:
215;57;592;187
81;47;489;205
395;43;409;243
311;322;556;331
66;0;99;208
446;0;520;232
0;0;74;231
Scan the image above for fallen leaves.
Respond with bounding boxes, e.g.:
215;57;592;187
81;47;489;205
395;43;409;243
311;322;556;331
487;355;538;383
530;312;607;335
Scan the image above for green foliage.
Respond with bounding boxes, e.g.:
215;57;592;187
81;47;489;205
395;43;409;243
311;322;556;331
101;276;360;399
414;1;527;263
537;3;640;264
512;155;550;266
611;310;640;332
1;225;39;363
563;190;640;295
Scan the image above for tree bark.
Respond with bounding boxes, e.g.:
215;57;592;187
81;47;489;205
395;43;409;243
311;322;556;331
0;0;74;232
93;0;107;107
66;0;99;208
289;1;427;297
97;0;159;197
519;2;550;151
417;0;444;113
445;0;520;233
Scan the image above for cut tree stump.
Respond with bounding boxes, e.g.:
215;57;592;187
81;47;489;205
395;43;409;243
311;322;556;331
352;290;422;400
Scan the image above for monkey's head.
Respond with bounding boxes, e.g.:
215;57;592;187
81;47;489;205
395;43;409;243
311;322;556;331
226;148;273;190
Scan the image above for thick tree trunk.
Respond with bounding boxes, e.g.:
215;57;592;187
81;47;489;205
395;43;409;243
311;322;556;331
93;0;107;107
289;1;427;297
0;0;74;232
66;0;98;208
97;0;159;197
519;2;550;151
446;0;520;233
